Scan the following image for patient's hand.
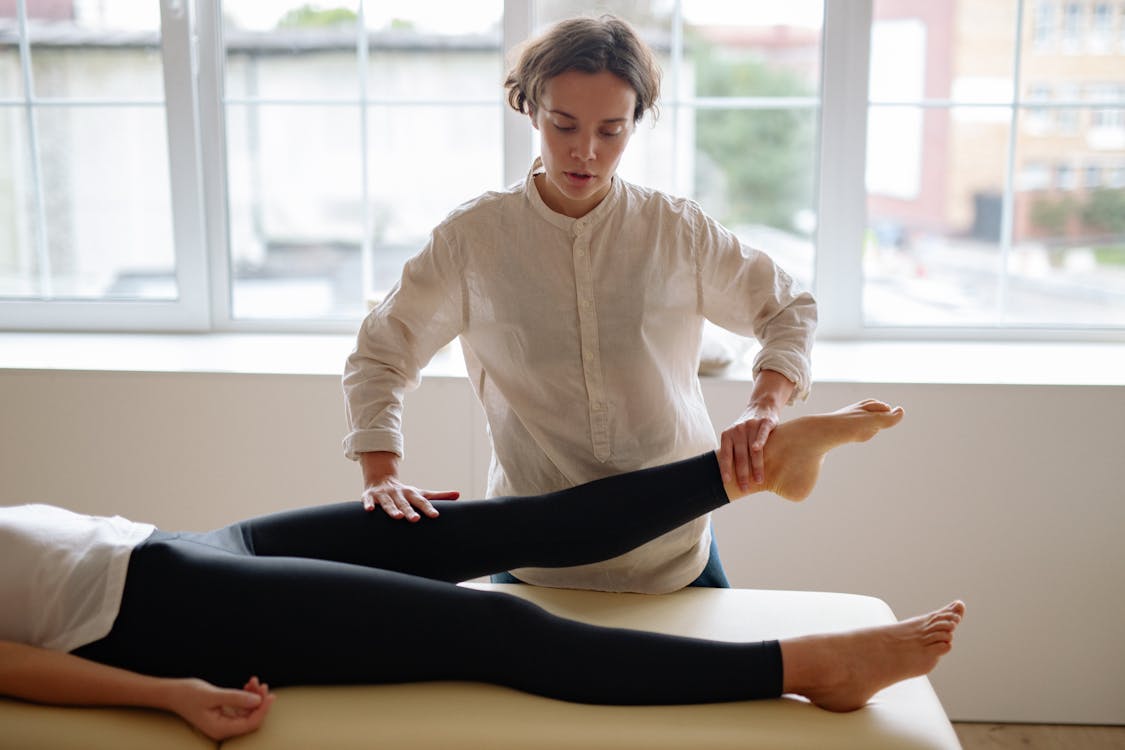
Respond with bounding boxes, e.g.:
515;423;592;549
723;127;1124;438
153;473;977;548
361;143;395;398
166;676;275;741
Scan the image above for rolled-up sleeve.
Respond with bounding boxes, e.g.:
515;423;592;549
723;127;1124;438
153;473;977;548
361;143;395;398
342;229;465;460
693;206;817;402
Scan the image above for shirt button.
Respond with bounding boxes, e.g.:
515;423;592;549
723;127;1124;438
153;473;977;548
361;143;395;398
585;352;594;361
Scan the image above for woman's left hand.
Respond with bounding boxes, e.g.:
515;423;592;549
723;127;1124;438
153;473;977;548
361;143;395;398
719;405;781;492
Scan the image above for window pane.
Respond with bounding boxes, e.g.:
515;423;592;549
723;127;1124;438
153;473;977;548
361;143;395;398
1;15;21;99
695;107;816;289
866;0;1125;330
684;0;822;98
226;104;363;320
221;1;504;321
224;1;360;100
35;105;175;300
535;1;675;33
367;104;502;294
365;1;501;101
873;1;1016;106
1015;1;1125;326
0;105;35;297
865;106;1009;326
29;4;164;100
1011;108;1125;326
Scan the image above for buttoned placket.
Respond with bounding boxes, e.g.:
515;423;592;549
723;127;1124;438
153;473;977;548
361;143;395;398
571;219;611;461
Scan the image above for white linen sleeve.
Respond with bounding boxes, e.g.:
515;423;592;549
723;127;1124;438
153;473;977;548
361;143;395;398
342;228;465;460
692;205;817;402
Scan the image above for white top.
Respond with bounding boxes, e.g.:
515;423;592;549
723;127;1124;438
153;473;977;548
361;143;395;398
343;160;816;593
0;504;154;651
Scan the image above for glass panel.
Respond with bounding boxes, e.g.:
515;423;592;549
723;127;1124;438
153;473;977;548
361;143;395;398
0;105;36;297
1010;0;1125;326
0;6;21;99
365;1;502;101
367;104;502;295
29;2;164;100
1010;108;1125;326
694;107;817;290
871;0;1016;104
865;106;1010;327
223;0;360;100
226;104;363;319
535;1;676;35
683;0;822;98
34;105;175;300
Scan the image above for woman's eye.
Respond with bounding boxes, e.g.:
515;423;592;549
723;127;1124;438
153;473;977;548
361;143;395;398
553;124;575;132
600;130;622;138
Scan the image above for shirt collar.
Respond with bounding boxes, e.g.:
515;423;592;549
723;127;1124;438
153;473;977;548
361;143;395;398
523;157;622;234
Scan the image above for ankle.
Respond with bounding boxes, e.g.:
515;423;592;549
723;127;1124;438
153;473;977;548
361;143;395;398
779;635;847;698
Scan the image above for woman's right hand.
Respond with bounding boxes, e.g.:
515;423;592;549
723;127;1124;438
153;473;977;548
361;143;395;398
359;451;459;520
361;476;461;520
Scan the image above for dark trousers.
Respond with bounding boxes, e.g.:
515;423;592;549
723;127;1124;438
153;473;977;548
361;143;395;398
75;453;781;704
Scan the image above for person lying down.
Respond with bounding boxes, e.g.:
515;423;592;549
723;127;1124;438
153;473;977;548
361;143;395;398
0;400;964;741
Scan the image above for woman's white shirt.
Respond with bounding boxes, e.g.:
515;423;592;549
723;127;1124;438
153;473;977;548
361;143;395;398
0;504;154;651
343;161;816;593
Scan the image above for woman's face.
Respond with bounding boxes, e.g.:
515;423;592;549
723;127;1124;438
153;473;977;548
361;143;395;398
530;70;637;219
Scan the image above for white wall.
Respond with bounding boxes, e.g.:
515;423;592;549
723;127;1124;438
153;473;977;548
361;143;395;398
1;367;1122;725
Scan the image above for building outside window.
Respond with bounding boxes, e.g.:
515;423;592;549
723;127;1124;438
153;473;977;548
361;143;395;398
1033;0;1056;48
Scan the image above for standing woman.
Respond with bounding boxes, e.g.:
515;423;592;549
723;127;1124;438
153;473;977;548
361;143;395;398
343;15;816;593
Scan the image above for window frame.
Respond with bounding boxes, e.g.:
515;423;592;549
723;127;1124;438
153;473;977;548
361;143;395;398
2;0;1123;341
0;0;210;331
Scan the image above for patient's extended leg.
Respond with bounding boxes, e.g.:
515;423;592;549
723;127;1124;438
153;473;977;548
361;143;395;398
781;600;966;711
721;399;905;502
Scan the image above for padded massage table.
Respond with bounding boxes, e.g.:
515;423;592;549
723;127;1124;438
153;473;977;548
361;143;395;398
0;585;961;749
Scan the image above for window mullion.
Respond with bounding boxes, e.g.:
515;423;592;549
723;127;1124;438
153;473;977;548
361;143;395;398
16;0;51;297
814;0;872;338
193;0;234;329
160;0;210;328
502;0;534;186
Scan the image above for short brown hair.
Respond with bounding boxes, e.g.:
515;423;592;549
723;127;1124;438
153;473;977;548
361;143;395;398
504;15;661;123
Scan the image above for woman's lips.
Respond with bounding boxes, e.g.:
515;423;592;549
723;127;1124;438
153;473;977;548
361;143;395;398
564;171;594;187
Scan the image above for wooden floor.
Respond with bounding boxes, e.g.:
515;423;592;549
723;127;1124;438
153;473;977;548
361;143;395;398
954;723;1125;749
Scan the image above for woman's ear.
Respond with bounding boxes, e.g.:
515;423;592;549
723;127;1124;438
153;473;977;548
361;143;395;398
528;106;540;130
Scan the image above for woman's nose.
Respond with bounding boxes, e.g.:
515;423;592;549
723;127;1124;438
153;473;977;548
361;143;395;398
571;134;596;161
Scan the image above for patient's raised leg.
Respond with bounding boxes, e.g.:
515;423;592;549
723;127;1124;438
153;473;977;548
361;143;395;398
722;399;905;502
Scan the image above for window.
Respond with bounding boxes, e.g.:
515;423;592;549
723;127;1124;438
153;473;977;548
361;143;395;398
2;1;1124;337
1092;2;1113;49
1025;82;1053;132
864;0;1125;329
218;1;504;322
1018;161;1052;189
0;0;207;328
1084;163;1103;187
1033;0;1056;49
1063;1;1084;47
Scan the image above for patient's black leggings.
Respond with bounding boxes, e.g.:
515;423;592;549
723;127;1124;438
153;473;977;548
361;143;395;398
74;453;783;704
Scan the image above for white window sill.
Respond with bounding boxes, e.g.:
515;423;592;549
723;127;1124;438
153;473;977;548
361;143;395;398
0;332;1123;387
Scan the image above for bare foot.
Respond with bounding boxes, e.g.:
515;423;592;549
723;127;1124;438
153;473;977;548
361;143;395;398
719;400;905;502
780;600;966;712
